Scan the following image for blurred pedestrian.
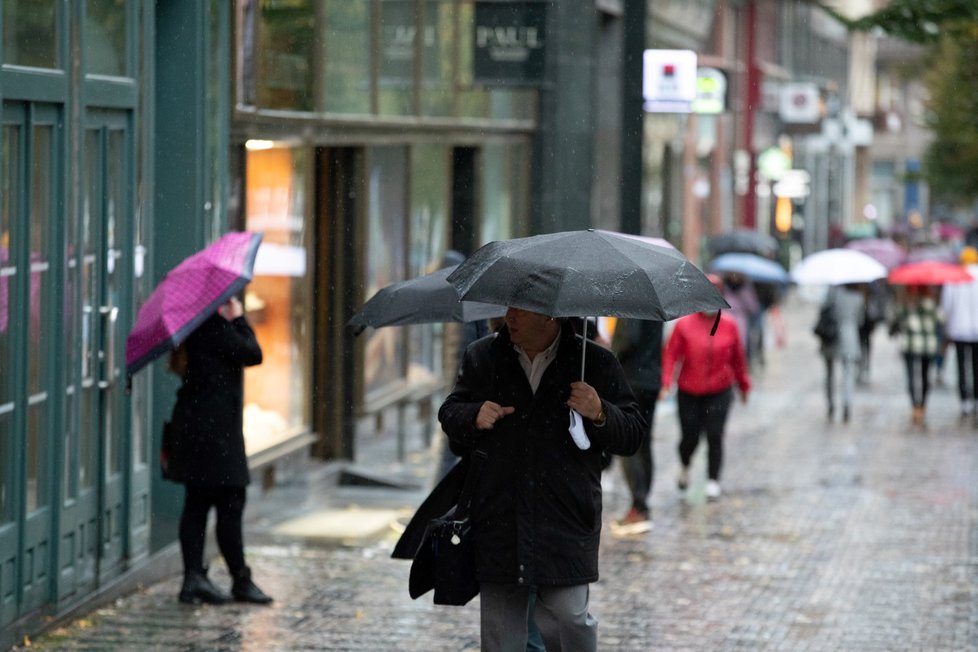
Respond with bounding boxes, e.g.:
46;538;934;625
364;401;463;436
889;285;944;427
819;284;865;423
720;272;761;366
940;246;978;422
164;296;272;605
438;307;645;651
609;318;663;534
660;282;751;500
857;280;888;385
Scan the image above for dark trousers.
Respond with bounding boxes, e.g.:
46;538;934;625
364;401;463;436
180;485;247;576
903;353;932;408
953;341;978;403
677;388;734;481
621;387;658;512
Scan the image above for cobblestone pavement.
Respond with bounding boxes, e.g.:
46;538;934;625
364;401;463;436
17;294;978;651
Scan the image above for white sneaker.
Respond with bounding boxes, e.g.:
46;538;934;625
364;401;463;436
705;480;721;500
677;466;689;491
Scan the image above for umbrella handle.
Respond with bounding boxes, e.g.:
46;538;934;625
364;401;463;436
580;317;588;380
710;310;721;336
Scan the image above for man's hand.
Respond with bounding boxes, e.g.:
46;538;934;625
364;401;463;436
476;401;515;430
567;381;603;422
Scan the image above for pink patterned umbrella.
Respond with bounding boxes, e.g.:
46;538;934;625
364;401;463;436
125;231;263;375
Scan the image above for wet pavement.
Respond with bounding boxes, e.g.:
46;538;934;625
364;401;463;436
16;292;978;651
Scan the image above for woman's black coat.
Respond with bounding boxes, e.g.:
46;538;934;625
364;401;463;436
438;320;646;587
166;313;262;487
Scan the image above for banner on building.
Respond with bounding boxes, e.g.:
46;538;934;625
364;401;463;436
473;1;547;86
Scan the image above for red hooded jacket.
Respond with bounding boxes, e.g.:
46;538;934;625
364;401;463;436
661;311;751;397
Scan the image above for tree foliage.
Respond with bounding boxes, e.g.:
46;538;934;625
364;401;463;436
921;24;978;206
814;0;978;206
818;0;978;43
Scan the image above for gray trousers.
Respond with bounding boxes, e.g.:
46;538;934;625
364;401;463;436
480;582;597;652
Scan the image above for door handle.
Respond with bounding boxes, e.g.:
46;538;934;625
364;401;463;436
98;305;119;389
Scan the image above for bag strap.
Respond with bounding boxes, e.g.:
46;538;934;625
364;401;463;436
454;450;487;520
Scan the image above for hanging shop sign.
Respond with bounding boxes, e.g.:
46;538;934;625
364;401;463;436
691;67;727;114
473;1;547;86
643;49;697;113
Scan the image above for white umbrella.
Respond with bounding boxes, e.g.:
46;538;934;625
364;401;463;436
791;248;888;285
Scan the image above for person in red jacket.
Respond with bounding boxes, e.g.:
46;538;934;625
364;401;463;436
659;279;751;500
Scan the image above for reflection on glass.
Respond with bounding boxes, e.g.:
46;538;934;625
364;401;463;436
377;0;416;116
26;405;45;513
0;126;17;407
243;146;312;454
364;146;408;395
480;141;530;244
85;0;128;76
421;1;454;117
256;0;315;110
0;417;10;523
3;0;58;68
324;0;371;114
105;129;124;475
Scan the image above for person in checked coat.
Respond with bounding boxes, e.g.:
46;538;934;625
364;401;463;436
438;307;646;652
165;296;272;605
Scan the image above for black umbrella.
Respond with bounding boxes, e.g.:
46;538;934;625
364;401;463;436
447;229;727;450
708;229;779;257
347;265;506;335
446;229;727;322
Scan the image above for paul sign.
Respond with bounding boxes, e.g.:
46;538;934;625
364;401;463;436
473;1;547;86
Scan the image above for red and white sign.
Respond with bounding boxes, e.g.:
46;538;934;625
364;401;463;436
643;49;697;113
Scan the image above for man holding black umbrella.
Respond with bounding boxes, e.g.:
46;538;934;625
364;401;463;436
438;306;646;651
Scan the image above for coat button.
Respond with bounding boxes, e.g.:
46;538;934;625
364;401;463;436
518;577;524;584
519;564;525;571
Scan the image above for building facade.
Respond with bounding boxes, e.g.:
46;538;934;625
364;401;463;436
1;1;633;645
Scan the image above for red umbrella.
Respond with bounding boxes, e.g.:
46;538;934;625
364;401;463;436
125;231;263;375
887;261;973;286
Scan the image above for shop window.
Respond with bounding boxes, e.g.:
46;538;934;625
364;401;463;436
480;141;531;244
420;1;454;118
407;144;449;383
243;145;313;454
85;0;129;77
378;0;416;116
3;0;58;69
364;146;408;397
253;0;315;111
323;0;371;114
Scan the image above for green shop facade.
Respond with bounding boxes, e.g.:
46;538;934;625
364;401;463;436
0;0;608;644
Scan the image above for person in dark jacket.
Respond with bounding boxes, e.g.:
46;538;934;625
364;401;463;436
165;296;272;605
609;318;663;533
438;307;646;651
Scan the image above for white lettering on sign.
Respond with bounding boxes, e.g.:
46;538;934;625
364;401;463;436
476;26;543;61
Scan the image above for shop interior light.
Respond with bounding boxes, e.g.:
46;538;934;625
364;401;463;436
245;139;276;151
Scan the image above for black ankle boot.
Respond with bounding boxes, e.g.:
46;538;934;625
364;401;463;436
232;566;273;604
179;568;231;605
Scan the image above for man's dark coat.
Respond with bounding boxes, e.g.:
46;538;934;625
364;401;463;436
437;320;646;587
166;314;263;487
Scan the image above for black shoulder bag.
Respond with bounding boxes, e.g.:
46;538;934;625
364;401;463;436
408;449;488;606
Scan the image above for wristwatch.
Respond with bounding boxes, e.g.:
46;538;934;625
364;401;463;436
594;407;606;426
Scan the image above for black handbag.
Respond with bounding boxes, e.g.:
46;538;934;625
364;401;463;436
409;449;487;606
160;420;176;480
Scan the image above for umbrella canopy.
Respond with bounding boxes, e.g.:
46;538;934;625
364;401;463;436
445;229;728;321
347;265;506;334
790;248;888;285
906;244;957;264
595;229;675;250
709;252;790;284
708;229;779;257
888;261;973;286
844;238;905;270
126;231;263;375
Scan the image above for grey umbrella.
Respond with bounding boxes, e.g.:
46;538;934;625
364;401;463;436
347;265;506;335
446;229;727;321
708;229;779;257
446;229;729;378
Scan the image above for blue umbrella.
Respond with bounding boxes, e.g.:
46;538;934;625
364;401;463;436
709;252;790;284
